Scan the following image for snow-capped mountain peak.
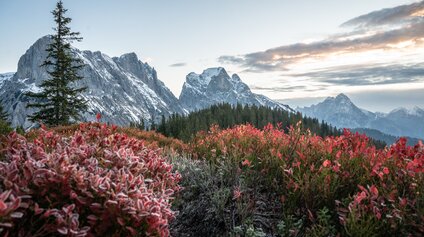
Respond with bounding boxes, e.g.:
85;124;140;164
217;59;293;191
335;93;352;102
388;106;424;117
179;67;293;112
202;67;226;79
298;93;424;140
298;93;370;129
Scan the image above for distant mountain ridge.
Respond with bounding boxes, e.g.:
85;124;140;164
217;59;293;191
298;93;424;141
352;128;420;146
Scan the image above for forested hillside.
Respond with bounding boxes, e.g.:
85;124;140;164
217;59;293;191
155;103;341;141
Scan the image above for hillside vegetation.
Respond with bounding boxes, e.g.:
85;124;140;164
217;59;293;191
0;122;422;236
155;103;341;141
352;127;421;146
155;103;387;149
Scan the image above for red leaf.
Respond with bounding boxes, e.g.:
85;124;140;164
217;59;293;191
0;200;7;211
96;113;101;122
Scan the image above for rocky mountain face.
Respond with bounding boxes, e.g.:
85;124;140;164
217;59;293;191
179;67;293;112
298;94;424;140
0;36;186;128
0;73;14;91
298;94;374;129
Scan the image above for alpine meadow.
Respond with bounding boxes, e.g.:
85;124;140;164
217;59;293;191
0;1;423;236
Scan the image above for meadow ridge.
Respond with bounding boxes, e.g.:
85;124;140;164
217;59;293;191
2;1;424;236
0;122;422;236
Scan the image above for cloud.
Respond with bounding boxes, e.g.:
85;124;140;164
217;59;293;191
169;62;187;67
291;63;424;86
341;1;424;28
218;1;424;73
250;85;309;93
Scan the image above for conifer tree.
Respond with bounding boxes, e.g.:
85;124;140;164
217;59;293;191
0;100;9;122
0;100;11;135
26;1;87;126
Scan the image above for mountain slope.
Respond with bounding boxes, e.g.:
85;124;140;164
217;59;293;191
352;128;420;146
179;67;293;112
298;93;424;140
0;36;185;128
298;93;373;128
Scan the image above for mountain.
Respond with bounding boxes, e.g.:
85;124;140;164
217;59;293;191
0;36;186;128
352;128;420;146
297;93;373;129
179;67;293;112
298;93;424;141
0;73;14;90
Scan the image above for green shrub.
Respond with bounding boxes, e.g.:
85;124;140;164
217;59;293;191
0;120;12;136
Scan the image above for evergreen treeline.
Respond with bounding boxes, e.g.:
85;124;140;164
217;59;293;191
155;103;342;142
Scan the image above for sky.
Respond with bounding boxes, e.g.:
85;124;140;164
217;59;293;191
1;0;423;112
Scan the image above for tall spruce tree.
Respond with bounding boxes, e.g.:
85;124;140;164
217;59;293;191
26;0;87;126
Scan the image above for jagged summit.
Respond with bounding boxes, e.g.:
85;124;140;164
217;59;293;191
335;93;350;100
203;67;226;77
324;93;351;102
119;52;138;60
179;67;293;112
389;106;424;116
299;93;369;129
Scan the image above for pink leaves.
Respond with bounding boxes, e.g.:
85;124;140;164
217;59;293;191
190;123;424;234
233;186;242;200
0;190;24;230
0;200;7;212
383;167;390;175
242;159;251;167
0;123;180;237
34;203;44;215
322;159;331;168
369;185;379;199
96;113;101;122
354;191;367;205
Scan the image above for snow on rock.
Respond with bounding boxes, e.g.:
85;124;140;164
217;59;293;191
298;93;424;140
179;67;293;112
0;35;185;128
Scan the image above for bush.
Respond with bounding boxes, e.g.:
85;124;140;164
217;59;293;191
119;127;188;154
188;123;424;236
169;156;234;236
0;120;12;136
0;122;180;236
170;135;284;236
39;123;188;154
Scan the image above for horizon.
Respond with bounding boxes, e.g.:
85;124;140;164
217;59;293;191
1;0;424;112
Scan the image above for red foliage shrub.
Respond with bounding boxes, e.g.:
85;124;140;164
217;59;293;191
190;123;424;235
119;127;188;154
0;122;180;236
37;123;188;154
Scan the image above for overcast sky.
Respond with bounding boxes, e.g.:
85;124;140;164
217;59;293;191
1;0;423;112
